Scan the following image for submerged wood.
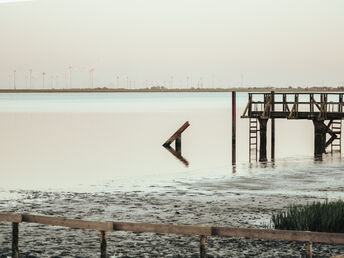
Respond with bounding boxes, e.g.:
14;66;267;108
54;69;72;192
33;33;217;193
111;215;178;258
163;121;190;147
163;121;190;166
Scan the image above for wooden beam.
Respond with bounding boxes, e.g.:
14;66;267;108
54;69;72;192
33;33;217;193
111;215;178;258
210;227;344;244
0;213;22;223
113;222;212;236
21;214;113;232
162;121;190;147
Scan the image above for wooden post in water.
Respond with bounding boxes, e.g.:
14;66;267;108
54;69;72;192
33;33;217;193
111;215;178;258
100;231;107;258
313;120;326;158
175;135;181;153
12;222;19;258
232;91;236;165
200;235;206;258
271;91;275;161
258;118;268;162
306;241;312;258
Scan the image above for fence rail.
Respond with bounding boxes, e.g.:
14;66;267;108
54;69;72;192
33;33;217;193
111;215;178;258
1;212;343;258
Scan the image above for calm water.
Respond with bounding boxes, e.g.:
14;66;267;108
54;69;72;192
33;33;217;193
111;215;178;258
0;92;342;192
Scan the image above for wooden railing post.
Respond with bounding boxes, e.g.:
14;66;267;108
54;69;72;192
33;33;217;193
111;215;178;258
306;241;312;258
100;231;107;258
12;222;19;258
248;93;252;116
200;235;206;258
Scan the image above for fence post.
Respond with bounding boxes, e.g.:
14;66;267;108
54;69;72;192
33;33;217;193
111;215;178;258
12;222;19;258
200;235;206;258
100;231;107;258
306;241;312;258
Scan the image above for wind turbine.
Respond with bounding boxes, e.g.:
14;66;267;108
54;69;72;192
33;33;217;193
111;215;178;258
29;69;32;89
42;72;46;89
13;70;16;90
89;68;94;89
69;66;72;88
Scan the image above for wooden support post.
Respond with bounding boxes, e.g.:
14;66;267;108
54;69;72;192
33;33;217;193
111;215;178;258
271;91;275;161
248;93;252;116
306;241;312;258
339;94;343;113
258;118;268;162
313;120;326;158
232;91;236;165
100;231;107;258
175;135;181;153
12;222;19;258
200;235;206;258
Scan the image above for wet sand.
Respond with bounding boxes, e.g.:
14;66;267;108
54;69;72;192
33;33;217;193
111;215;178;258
1;162;343;257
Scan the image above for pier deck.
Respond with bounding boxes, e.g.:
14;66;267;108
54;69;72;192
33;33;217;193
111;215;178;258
241;92;344;161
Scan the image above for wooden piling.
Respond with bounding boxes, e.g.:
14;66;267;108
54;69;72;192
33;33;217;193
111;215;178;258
306;241;312;258
232;91;236;165
271;91;275;161
175;135;181;153
313;120;326;158
100;231;107;258
258;118;268;162
200;235;206;258
12;222;19;258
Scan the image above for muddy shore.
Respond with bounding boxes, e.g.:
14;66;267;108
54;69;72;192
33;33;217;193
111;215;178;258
1;165;344;257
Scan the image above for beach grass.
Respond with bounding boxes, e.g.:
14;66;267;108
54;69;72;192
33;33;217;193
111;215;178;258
271;200;344;233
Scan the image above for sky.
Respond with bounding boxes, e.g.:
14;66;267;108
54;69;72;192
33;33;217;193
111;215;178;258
0;0;344;89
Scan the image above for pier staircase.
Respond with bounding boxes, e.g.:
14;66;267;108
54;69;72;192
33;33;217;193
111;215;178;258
249;118;259;162
330;120;342;153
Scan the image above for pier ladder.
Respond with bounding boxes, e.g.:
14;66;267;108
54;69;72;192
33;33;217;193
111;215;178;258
249;118;259;162
330;119;342;153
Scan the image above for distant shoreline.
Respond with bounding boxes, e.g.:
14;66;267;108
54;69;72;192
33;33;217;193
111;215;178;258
0;87;343;93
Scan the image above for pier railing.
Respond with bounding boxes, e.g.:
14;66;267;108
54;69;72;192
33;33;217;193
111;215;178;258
1;212;344;258
242;92;344;119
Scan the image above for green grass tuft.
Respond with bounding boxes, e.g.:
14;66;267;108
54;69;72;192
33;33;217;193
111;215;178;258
271;200;344;233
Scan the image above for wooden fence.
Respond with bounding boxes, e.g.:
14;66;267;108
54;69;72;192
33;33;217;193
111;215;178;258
1;212;343;258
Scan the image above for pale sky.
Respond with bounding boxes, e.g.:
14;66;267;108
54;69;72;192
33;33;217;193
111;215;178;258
0;0;344;89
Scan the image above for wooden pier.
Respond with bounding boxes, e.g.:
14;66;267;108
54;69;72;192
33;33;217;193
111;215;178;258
241;92;344;161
